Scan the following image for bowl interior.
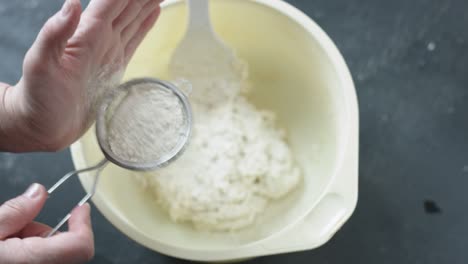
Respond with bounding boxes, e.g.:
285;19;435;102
77;0;346;251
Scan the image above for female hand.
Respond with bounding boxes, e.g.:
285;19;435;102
0;0;163;152
0;184;94;264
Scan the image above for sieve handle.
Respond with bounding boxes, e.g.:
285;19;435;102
46;159;108;237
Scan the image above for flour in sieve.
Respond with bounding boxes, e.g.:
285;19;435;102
106;84;186;163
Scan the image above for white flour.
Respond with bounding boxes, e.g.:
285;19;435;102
107;84;185;163
138;56;302;231
169;55;248;108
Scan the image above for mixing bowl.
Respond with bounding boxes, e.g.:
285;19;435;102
71;0;359;261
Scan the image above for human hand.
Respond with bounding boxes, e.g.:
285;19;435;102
0;0;163;152
0;183;94;264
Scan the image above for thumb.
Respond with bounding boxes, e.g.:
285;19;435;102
26;0;81;69
0;183;48;240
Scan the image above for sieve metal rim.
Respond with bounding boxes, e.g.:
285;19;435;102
96;77;193;171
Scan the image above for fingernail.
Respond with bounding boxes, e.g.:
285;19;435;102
61;0;72;17
75;203;91;215
77;202;90;210
83;203;91;212
24;183;41;199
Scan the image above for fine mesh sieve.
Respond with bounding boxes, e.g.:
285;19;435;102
46;78;192;237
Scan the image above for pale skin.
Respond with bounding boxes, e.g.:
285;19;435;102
0;0;162;152
0;0;163;263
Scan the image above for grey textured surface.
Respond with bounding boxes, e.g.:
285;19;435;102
1;0;467;263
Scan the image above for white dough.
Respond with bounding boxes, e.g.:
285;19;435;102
138;57;302;231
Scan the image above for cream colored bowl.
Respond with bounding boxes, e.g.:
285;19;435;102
71;0;359;261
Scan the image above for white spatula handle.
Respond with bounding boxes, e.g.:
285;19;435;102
187;0;212;33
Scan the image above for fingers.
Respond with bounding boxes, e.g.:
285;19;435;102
121;0;161;44
68;203;94;242
17;204;94;264
113;0;151;32
84;0;128;21
17;222;53;238
47;203;94;263
0;183;48;239
27;0;81;69
81;0;162;67
124;7;161;64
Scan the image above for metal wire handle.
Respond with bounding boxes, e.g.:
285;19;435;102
46;159;108;237
44;78;192;237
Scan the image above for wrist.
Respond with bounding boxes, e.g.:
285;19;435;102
0;82;46;152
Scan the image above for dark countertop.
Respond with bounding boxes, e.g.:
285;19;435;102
1;0;467;263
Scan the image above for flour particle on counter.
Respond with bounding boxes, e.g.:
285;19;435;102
463;165;468;173
380;114;389;122
427;42;436;52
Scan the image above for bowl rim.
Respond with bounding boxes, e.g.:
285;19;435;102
72;0;358;260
